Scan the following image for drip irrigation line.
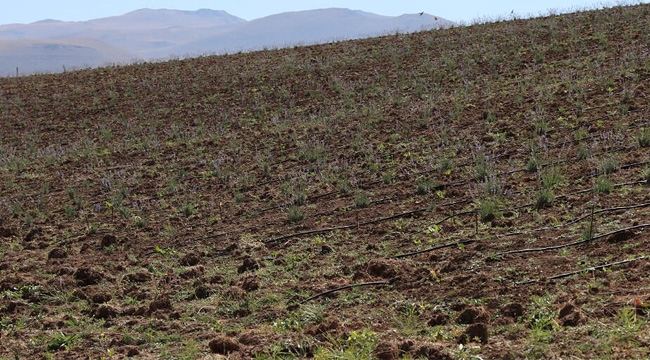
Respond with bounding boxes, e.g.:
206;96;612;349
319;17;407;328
532;201;650;231
498;223;650;257
391;238;478;259
296;281;390;305
517;255;648;285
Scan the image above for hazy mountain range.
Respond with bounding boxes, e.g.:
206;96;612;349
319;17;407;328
0;8;453;76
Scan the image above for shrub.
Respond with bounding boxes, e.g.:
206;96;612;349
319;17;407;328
642;167;650;184
535;188;555;209
576;143;590;160
541;167;564;189
479;198;502;221
416;179;435;195
599;156;618;175
354;192;371;208
638;128;650;148
288;206;305;222
594;176;612;194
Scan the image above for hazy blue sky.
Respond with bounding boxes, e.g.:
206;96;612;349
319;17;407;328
0;0;646;25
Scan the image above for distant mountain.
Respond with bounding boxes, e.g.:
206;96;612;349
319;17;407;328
0;8;454;75
163;8;453;57
0;38;136;76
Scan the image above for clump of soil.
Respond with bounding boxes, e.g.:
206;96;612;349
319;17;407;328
457;323;489;344
374;341;399;360
237;257;263;273
180;265;205;279
73;266;106;286
94;304;120;319
456;306;490;324
240;275;260;292
558;302;586;327
208;335;240;355
124;270;152;283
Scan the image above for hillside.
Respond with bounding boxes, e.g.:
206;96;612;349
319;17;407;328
0;3;649;359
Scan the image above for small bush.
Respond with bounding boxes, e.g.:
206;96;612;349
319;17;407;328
525;156;540;173
594;176;612;194
291;190;307;206
354;192;371;208
481;174;503;196
576;143;590;160
541;167;564;189
599;156;619;175
479;198;502;221
535;188;555;209
473;155;490;182
582;221;596;241
638;128;650;148
416;179;435;195
288;206;305;222
181;204;197;217
382;172;394;184
642;167;650;184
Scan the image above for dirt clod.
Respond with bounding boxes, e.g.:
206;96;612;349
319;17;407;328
457;323;489;344
194;284;211;299
180;252;201;266
91;291;112;304
208;335;240;354
95;304;120;319
559;302;586;327
374;341;399;360
101;234;118;248
47;247;68;259
73;266;105;286
149;297;173;313
180;265;205;279
456;306;490;324
23;228;40;242
240;275;260;292
237;257;262;273
502;303;525;319
124;270;152;283
304;316;343;339
0;227;15;237
366;258;398;279
428;312;450;326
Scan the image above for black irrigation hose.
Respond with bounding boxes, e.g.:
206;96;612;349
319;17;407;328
295;281;390;306
497;223;650;257
391;238;478;259
517;255;649;285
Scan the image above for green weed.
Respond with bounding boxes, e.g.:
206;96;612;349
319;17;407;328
638;128;650;147
535;188;555;209
594;176;613;194
288;206;305;222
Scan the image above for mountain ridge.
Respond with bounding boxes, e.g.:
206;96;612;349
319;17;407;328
0;7;453;76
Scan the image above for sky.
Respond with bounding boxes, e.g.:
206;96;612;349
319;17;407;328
0;0;647;25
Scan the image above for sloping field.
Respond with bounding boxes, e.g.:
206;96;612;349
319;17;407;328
1;4;649;359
